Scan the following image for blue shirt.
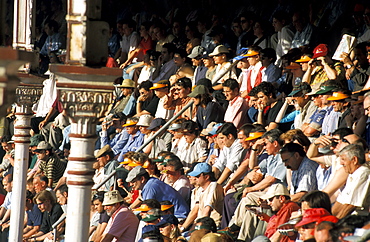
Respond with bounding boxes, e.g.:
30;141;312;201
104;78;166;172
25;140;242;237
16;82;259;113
100;129;130;156
26;204;43;226
142;177;189;219
117;131;144;162
259;153;287;186
123;94;136;116
316;166;332;191
291;157;319;194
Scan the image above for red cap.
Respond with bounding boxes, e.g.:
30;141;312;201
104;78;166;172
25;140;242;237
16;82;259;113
312;44;328;59
295;208;336;227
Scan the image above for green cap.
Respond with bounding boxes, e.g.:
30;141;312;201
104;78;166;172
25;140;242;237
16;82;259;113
315;85;336;95
141;214;160;222
288;82;311;97
188;85;209;98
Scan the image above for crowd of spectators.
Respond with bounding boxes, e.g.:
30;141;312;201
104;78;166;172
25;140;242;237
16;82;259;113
2;0;370;241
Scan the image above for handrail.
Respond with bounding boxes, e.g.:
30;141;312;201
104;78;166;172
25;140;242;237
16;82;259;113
211;59;240;85
92;100;195;190
52;214;66;241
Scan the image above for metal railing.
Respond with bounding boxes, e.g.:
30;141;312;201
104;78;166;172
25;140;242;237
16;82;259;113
92;100;195;190
52;214;66;241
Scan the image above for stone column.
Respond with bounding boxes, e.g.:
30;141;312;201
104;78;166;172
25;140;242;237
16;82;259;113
10;83;43;242
0;48;37;242
51;64;121;242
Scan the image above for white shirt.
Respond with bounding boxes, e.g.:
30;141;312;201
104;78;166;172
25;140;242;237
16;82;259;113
213;139;245;174
337;165;370;214
275;26;294;66
155;96;174;121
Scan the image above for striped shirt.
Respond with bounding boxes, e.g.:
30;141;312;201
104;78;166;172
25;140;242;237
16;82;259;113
39;154;66;188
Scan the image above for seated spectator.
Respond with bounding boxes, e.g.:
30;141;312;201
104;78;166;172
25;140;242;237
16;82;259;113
0;174;13;229
260;48;281;85
163;77;196;120
153;23;175;52
332;144;370;218
222;79;250;129
117;117;145;163
302;44;346;89
38;19;65;74
146;118;172;159
55;184;68;213
271;11;295;66
90;191;109;242
34;141;66;188
95;145;119;191
150;80;174;121
100;113;128;156
111;79;137;116
157;214;182;241
176;120;208;170
32;190;64;241
185;21;202;55
253;19;272;49
188;85;225;130
288;82;317;130
151;43;178;83
181;163;224;229
100;190;139;242
255;183;300;242
327;91;352;129
212;122;245;185
23;191;43;240
291;10;317;48
126;166;189;219
209;45;237;89
163;155;193;204
241;47;264;96
115;19;140;67
188;46;208;85
135;80;160;117
0;136;14;178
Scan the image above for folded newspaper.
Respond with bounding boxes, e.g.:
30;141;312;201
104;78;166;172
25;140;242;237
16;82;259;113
332;34;356;60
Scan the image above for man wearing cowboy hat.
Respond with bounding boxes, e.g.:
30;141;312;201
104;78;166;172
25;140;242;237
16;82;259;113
95;145;118;191
110;79;136;116
100;190;139;242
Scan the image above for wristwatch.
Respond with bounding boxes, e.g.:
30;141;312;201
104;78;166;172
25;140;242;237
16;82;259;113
346;64;353;69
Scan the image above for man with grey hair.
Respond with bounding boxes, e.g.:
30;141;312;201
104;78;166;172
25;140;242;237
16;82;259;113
332;144;370;218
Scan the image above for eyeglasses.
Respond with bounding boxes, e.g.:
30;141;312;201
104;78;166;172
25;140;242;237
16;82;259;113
282;154;294;163
268;196;277;202
36;202;44;206
302;223;316;229
195;173;203;178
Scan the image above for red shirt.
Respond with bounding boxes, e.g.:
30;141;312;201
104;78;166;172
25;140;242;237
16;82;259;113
265;201;300;242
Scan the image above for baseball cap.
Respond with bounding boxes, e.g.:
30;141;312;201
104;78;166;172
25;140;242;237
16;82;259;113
295;55;312;63
134;204;152;212
187;162;212;177
312;44;328;59
34;141;52;153
209;45;229;56
30;134;45;147
288;82;312;97
295;208;338;227
188;46;205;59
122;120;138;127
156;214;179;227
315;85;337;95
327;92;350;101
188;85;209;98
245;132;264;141
147;118;166;130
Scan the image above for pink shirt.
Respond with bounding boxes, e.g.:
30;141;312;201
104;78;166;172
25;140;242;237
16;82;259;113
224;96;249;129
104;204;139;242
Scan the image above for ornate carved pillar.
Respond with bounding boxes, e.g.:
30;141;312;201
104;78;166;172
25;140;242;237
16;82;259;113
9;81;43;242
50;64;120;242
0;48;39;242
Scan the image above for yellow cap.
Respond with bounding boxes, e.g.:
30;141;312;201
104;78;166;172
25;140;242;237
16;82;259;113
134;204;152;212
161;204;174;211
244;50;259;57
295;55;312;63
245;132;264;141
327;92;350;101
150;83;168;90
120;157;132;165
122;120;138;127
